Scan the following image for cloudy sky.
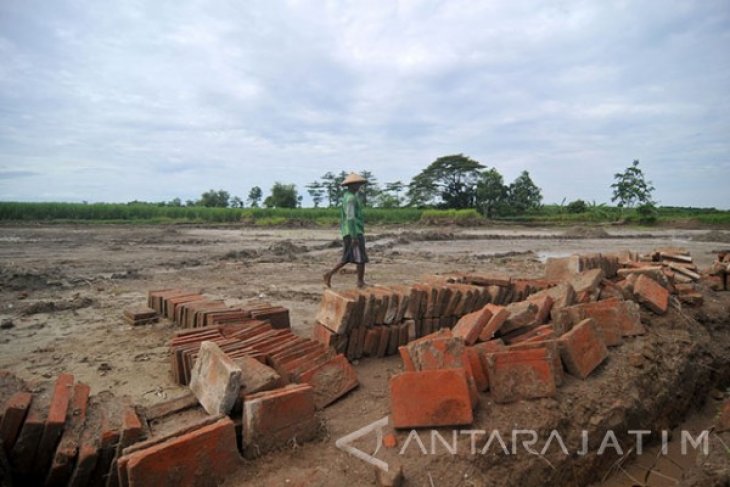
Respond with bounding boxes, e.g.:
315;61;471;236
0;0;728;207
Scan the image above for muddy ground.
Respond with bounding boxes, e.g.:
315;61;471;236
0;224;728;486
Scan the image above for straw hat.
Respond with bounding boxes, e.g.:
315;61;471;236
341;172;368;186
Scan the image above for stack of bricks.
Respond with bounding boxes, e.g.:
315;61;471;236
122;306;159;326
0;370;148;486
386;248;711;419
158;290;358;408
311;275;559;361
147;289;291;330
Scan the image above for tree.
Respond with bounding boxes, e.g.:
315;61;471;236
320;172;342;207
263;182;299;208
406;154;484;208
306;181;325;208
611;160;655;210
198;189;230;208
359;170;380;207
247;186;263;208
475;168;508;218
168;197;182;207
378;181;405;208
507;171;542;213
230;196;244;208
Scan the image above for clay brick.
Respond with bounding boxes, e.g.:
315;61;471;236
68;399;102;487
465;348;488;391
398;346;416;371
299;354;359;409
45;382;91;486
120;417;240;486
558;318;609;379
552;300;624;346
529;283;576;310
500;301;538;335
387;324;400;356
390;369;473;428
316;290;359;334
484;348;557;403
0;391;32;454
242;384;318;458
477;304;509;341
251;306;290;329
363;328;380;356
474;339;506;354
404;330;466;371
234;355;282;396
568;268;604;299
545;255;581;281
633;275;669;314
527;295;554;325
311;322;346;353
33;373;75;475
189;341;242;415
507;340;564;386
452;306;491;345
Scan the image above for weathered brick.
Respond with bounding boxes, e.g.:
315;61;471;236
45;382;91;486
558;318;609;379
500;301;539;335
568;268;604;300
452;306;491;345
507;340;564;386
189;341;242;415
527;295;554;325
299;354;359;409
242;384;318;458
633;275;669;314
68;398;102;487
404;330;466;371
465;347;488;391
484;348;557;403
234;355;282;396
478;304;509;342
545;255;581;280
0;391;32;454
33;373;75;476
120;417;240;486
389;369;473;428
316;290;359;334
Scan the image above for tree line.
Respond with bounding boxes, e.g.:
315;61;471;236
148;155;655;219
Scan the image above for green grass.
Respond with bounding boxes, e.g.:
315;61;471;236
1;202;728;226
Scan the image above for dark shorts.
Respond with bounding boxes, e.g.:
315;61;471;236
341;234;369;264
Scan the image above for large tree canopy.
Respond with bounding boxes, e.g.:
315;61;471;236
406;154;485;208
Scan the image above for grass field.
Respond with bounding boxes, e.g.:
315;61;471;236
0;202;728;226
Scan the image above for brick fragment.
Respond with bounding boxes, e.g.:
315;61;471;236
45;382;91;486
477;304;509;342
500;301;538;335
558;318;609;379
389;369;473;428
189;341;242;415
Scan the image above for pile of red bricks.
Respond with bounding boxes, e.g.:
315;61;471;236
148;289;290;330
381;248;715;427
0;370;147;486
312;275;560;361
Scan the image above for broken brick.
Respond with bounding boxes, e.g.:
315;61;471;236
477;304;509;342
33;372;75;475
452;306;491;345
633;275;669;314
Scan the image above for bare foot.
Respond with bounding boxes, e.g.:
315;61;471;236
324;272;332;288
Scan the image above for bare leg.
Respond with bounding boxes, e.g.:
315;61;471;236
324;262;346;288
357;263;366;288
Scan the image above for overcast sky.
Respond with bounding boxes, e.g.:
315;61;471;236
0;0;728;207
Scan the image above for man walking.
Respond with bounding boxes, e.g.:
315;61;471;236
324;172;369;288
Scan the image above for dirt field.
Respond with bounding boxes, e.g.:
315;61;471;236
1;224;729;486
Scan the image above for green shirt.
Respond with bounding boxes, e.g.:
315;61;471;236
340;191;365;238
